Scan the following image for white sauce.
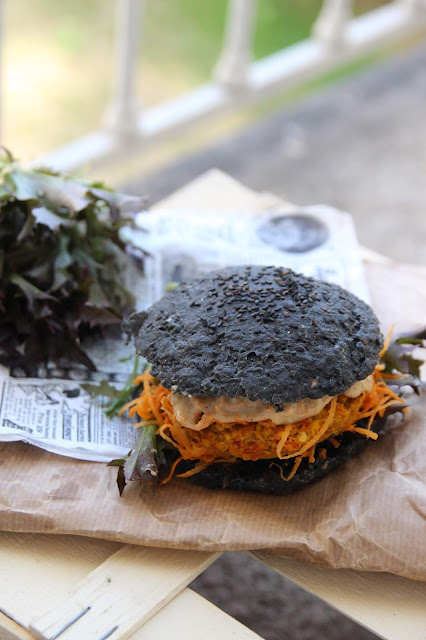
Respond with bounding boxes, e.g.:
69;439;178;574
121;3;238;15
344;376;373;398
170;375;373;431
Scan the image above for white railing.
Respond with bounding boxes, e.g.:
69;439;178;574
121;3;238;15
34;0;426;173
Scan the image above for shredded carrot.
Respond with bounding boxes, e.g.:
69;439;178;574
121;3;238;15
271;457;302;481
350;426;378;440
278;397;337;460
353;364;405;433
142;369;163;424
119;397;140;415
133;373;148;386
157;423;178;447
177;461;208;478
159;456;183;485
381;372;407;380
276;424;292;459
272;454;305;481
123;360;408;484
285;456;303;481
379;325;395;359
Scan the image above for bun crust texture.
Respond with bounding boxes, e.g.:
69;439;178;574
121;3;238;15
129;266;382;404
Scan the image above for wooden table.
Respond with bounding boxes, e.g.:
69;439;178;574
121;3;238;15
1;171;425;640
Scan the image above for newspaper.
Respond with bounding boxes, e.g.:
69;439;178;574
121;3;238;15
0;205;369;462
127;206;370;305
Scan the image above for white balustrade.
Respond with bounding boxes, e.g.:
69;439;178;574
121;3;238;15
103;0;143;138
30;0;426;172
312;0;353;51
213;0;257;89
401;0;426;17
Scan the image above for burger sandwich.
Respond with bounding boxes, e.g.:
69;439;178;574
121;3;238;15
121;266;409;495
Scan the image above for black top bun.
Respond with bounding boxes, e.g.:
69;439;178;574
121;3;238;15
127;266;382;405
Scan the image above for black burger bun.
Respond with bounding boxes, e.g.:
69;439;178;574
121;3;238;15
127;266;383;405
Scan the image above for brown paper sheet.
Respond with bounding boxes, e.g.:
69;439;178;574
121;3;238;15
0;262;425;580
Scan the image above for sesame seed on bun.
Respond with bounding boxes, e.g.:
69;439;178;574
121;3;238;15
128;266;382;404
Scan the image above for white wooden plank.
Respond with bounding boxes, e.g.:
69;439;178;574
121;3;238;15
0;533;258;640
134;588;263;640
0;611;34;640
252;552;426;640
151;168;287;213
0;533;123;629
1;588;264;640
30;546;219;640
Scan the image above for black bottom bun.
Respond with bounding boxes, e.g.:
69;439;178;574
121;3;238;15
168;419;387;496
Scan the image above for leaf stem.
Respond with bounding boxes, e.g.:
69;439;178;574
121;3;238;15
104;354;142;417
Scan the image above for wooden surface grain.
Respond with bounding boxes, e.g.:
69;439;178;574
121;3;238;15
0;532;262;640
30;546;218;640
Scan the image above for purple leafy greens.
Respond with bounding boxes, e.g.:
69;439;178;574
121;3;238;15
381;329;426;395
108;424;165;495
124;423;165;483
0;151;145;374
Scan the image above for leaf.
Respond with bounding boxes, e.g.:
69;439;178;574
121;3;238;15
123;423;162;484
104;355;142;417
406;356;425;377
107;458;126;467
79;305;122;328
16;212;35;243
24;260;53;283
50;234;73;291
9;274;56;311
119;355;133;363
79;356;142;418
81;379;120;400
117;466;127;497
0;156;145;373
384;403;409;417
8;170;91;213
89;187;145;219
87;278;111;308
5;170;42;201
381;328;426;395
70;246;102;272
396;337;425;346
0;147;14;164
50;333;97;372
32;206;67;231
382;330;425;379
